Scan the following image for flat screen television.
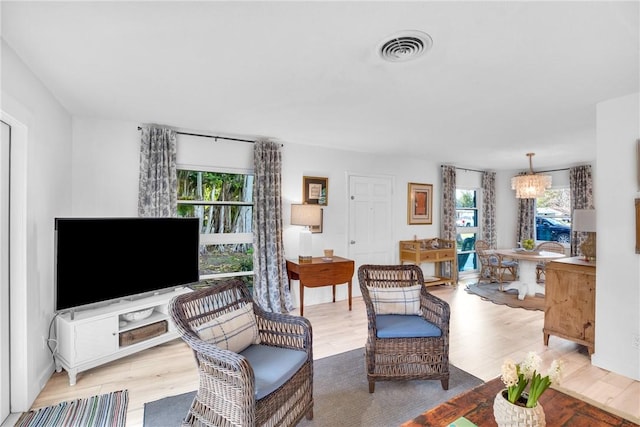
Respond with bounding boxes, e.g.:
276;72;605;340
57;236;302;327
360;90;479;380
54;217;200;312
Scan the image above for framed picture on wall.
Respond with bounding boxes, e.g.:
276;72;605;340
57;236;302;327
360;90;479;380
303;176;328;205
637;139;640;191
636;198;640;254
407;182;433;225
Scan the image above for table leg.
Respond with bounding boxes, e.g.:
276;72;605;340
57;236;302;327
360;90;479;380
348;280;352;311
502;260;545;300
332;285;336;303
299;281;305;316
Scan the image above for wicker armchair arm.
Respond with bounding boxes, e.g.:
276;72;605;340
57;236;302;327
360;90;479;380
180;334;258;425
420;291;450;333
254;308;313;354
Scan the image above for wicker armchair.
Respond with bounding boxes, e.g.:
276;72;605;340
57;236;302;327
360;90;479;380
534;241;566;282
475;239;518;289
358;264;450;393
169;279;313;427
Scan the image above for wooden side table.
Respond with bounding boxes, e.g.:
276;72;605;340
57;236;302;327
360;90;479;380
285;256;355;316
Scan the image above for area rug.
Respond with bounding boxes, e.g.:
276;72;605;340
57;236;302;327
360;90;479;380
143;348;483;427
465;282;544;311
15;390;128;427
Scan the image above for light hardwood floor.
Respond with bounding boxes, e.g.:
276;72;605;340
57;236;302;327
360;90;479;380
26;281;640;426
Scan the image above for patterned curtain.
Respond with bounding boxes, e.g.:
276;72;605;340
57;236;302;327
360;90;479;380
516;198;535;244
252;140;293;313
440;166;456;279
481;171;497;247
440;165;457;241
570;165;594;256
138;126;177;217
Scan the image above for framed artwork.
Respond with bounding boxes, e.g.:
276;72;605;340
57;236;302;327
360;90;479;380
408;182;433;225
303;176;328;205
636;198;640;254
637;139;640;191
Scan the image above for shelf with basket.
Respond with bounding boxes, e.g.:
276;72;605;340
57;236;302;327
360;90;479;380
399;238;458;286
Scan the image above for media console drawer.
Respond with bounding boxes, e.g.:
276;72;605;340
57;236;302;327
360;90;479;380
119;320;168;347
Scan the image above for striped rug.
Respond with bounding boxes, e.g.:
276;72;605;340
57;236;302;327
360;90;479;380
15;390;128;427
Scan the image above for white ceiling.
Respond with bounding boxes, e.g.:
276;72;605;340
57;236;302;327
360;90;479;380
2;1;638;170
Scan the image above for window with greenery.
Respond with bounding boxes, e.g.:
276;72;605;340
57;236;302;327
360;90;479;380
177;169;254;286
455;188;479;274
535;188;571;244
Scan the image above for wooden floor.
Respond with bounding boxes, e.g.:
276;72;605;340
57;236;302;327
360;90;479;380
27;281;640;426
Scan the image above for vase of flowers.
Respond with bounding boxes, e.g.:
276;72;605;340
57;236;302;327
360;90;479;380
493;351;563;427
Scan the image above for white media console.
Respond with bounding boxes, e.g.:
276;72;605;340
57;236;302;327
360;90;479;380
55;287;192;385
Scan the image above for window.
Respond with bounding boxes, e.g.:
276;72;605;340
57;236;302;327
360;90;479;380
177;169;254;286
455;188;479;274
535;188;571;244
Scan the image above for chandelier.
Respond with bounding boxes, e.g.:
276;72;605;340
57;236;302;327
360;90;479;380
511;153;552;199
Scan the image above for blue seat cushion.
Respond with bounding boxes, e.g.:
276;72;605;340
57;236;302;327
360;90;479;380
240;344;307;400
375;314;442;338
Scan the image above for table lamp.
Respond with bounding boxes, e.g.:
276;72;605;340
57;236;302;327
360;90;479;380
291;204;322;262
572;209;596;261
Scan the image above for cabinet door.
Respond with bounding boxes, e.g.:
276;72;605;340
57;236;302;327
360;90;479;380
74;317;118;364
546;266;595;341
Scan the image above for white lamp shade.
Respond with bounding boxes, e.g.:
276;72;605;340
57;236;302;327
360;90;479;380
291;204;322;226
572;209;596;232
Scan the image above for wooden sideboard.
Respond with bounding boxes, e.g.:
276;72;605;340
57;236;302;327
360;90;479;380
399;238;458;286
543;256;596;355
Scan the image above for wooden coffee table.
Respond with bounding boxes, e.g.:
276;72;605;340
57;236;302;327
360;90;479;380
400;377;637;426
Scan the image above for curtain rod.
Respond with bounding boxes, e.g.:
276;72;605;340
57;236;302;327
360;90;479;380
441;165;485;173
538;167;569;173
442;165;570;174
137;126;255;144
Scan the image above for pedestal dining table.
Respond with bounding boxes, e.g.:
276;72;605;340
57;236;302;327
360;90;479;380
492;248;567;300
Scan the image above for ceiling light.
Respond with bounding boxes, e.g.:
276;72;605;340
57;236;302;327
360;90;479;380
378;30;432;62
511;153;552;199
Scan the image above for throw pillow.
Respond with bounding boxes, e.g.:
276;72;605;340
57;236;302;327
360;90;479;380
367;284;422;315
195;303;261;353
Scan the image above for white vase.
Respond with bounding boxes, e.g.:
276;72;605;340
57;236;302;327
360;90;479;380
493;389;546;427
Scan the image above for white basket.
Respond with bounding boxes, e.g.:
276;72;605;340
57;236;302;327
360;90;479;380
121;308;154;322
493;389;546;427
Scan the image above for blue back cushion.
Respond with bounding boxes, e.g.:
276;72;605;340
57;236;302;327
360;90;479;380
376;314;442;338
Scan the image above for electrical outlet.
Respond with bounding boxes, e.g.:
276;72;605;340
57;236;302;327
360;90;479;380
633;334;640;350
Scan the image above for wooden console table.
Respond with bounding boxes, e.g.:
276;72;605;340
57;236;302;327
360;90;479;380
399;238;458;286
544;256;596;355
401;377;636;426
286;256;355;316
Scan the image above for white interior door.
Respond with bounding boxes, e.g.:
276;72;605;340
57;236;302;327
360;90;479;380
347;174;394;273
0;120;11;424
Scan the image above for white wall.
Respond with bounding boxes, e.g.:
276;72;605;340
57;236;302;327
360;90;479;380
1;39;72;410
593;92;640;380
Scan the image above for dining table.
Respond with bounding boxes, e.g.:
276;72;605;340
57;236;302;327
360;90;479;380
492;248;567;300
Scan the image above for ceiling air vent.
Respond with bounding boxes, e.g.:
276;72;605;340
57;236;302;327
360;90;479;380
378;30;432;62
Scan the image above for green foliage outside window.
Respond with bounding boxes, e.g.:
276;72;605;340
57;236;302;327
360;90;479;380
177;170;254;287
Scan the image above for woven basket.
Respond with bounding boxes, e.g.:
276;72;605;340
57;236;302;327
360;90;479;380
493;389;546;427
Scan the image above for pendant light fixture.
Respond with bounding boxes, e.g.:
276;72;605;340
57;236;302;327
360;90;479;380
511;153;552;199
